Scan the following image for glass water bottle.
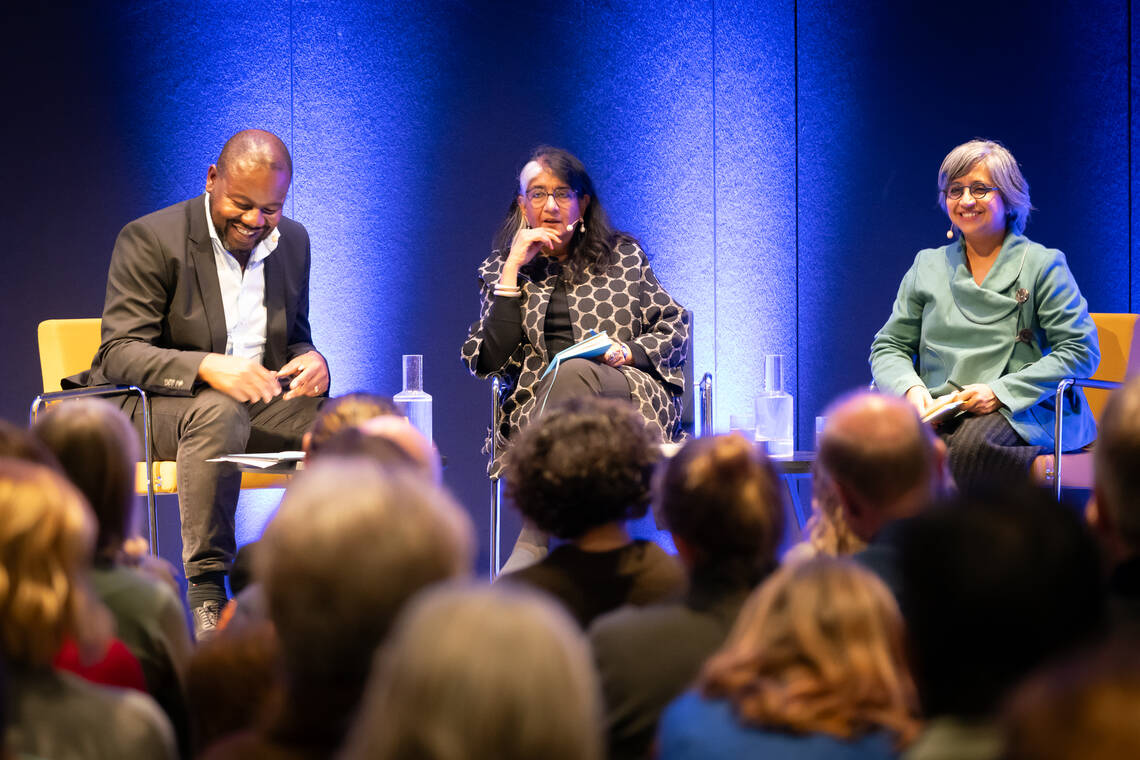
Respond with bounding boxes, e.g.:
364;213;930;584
394;354;433;442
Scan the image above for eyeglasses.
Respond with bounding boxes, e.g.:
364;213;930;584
945;182;998;201
525;187;577;206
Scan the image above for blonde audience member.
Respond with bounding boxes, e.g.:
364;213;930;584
0;459;175;759
783;460;867;563
341;584;603;760
658;557;919;759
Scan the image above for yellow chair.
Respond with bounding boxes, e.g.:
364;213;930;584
29;318;293;555
1053;313;1140;497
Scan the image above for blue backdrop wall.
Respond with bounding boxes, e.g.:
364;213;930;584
1;0;1134;572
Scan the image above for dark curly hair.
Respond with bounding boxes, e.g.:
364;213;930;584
504;397;658;540
492;146;636;284
656;434;784;587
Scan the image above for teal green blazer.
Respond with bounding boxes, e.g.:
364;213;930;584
871;234;1099;450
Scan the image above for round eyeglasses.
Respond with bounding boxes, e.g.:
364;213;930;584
945;182;998;201
525;187;577;206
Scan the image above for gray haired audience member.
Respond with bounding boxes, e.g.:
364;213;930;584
341;584;603;760
815;391;945;602
32;399;194;755
589;433;784;760
498;396;685;628
1087;375;1140;631
897;488;1105;760
199;459;473;759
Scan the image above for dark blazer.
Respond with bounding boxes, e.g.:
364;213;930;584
76;194;316;395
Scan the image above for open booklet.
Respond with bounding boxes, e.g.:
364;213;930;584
920;396;965;425
206;451;306;469
540;330;612;380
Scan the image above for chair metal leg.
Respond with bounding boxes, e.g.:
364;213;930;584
698;372;714;437
1054;380;1071;501
489;375;504;580
490;476;502;580
138;388;158;557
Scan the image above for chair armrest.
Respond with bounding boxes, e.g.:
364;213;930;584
1053;378;1123;498
29;384;149;424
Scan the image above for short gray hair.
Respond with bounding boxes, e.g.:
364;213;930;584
937;139;1032;236
257;457;473;685
341;583;603;760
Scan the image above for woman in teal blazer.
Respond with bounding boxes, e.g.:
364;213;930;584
871;139;1098;488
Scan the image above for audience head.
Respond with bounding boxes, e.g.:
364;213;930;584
185;621;281;753
0;459;97;666
342;583;603;760
256;458;473;692
897;487;1104;720
32;399;140;559
656;433;784;586
303;392;399;456
937;138;1031;236
0;421;58;467
817;391;942;542
1002;639;1140;760
311;415;441;483
1091;376;1140;562
700;557;919;746
505;397;657;541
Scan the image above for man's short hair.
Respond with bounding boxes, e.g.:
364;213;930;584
655;434;784;584
217;129;293;178
1094;377;1140;551
256;458;473;688
817;392;936;511
505;397;658;540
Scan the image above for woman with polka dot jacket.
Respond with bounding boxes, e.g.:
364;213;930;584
462;146;689;477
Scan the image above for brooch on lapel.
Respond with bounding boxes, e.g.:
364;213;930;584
1015;288;1029;304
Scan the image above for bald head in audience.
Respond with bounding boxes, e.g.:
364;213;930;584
817;392;944;542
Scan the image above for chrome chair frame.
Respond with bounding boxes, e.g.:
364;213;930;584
29;384;160;556
1052;378;1120;500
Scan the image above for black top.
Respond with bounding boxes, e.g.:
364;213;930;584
498;540;685;628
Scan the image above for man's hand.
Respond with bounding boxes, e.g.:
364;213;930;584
956;383;1001;415
198;354;281;403
277;350;329;400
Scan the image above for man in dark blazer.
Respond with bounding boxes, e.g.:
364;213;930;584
81;129;328;639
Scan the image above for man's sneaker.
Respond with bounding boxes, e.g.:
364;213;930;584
192;599;223;642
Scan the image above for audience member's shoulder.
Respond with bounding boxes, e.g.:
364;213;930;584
27;669;177;759
93;564;185;621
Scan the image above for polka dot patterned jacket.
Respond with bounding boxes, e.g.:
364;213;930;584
462;239;690;474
